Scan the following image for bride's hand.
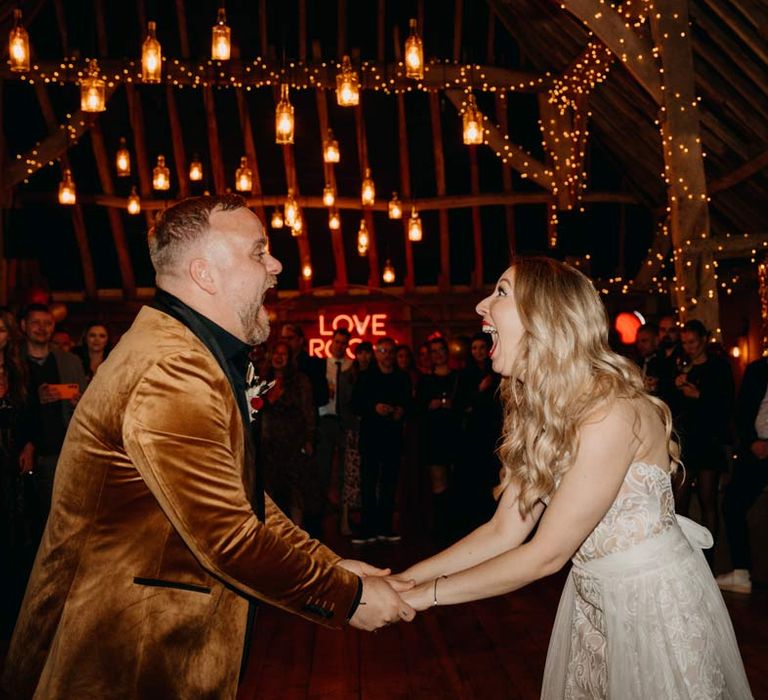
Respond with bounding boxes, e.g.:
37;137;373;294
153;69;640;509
400;582;434;612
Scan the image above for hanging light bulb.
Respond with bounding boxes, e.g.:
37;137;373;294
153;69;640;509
211;7;231;61
328;210;341;230
323;129;340;163
361;168;375;206
284;189;298;227
271;209;284;229
322;183;336;208
388;192;403;220
291;211;303;237
357;220;369;256
115;137;131;177
80;59;106;112
275;83;294;144
127;186;141;215
382;259;396;284
462;93;484;145
58;169;76;205
189;155;203;182
408;207;423;242
404;19;424;80
336;55;360;107
302;264;313;280
235;156;252;192
9;9;30;73
141;21;162;83
152;155;170;190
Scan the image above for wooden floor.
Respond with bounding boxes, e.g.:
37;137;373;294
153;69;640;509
237;530;768;700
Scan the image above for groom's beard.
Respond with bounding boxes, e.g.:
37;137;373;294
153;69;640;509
238;299;269;345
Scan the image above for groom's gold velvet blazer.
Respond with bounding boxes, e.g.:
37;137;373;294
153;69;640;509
2;307;358;699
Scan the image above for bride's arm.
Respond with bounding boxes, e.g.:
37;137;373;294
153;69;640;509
399;484;544;585
401;402;639;609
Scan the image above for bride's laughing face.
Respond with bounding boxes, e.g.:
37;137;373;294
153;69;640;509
475;267;525;377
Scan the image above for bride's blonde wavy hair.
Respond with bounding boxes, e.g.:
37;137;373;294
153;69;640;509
494;257;680;516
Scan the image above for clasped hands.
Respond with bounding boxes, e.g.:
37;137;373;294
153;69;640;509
338;560;441;631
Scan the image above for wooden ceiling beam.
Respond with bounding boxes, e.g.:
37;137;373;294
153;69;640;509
174;0;191;59
354;100;380;288
393;26;415;292
312;43;347;293
690;4;768;101
34;83;97;300
698;0;768;65
557;0;662;105
235;88;265;221
444;89;554;191
710;150;768;194
0;61;550;93
495;94;516;255
649;0;717;328
124;83;155;230
56;191;639;211
93;0;108;57
89;119;136;298
5;87;116;189
166;85;190;199
429;92;451;292
202;86;226;194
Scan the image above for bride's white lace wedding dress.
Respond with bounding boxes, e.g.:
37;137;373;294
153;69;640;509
541;462;753;699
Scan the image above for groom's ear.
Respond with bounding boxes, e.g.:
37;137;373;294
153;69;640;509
189;258;217;295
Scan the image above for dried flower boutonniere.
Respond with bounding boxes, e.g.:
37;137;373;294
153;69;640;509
245;363;275;422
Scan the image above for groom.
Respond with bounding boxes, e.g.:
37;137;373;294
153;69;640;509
2;195;413;699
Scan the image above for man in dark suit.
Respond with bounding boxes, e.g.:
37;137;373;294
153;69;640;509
3;195;413;699
717;356;768;594
281;322;329;408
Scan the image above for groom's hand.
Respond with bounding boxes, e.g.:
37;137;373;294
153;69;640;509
337;559;391;578
348;577;416;631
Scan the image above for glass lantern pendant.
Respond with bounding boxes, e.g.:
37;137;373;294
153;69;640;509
336;56;360;107
142;21;162;83
211;8;231;61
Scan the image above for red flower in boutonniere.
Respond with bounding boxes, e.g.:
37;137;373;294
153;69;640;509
245;362;275;422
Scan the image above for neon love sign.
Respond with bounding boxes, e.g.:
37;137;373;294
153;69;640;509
308;312;393;358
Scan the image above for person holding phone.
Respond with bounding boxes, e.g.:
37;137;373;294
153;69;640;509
19;304;86;531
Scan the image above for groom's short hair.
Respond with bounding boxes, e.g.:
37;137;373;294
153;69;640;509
148;194;247;274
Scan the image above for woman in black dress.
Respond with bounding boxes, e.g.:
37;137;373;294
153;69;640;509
673;320;734;556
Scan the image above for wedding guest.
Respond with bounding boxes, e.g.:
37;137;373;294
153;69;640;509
0;310;35;638
19;304;86;528
315;327;352;531
281;323;329;408
2;195;413;700
415;336;461;542
416;341;432;375
395;343;419;392
260;340;316;526
71;322;112;382
337;341;373;536
673;319;734;553
717;355;768;594
455;332;501;533
50;330;73;353
351;337;411;544
398;257;752;699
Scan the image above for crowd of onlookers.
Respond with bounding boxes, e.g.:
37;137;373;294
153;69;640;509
254;324;503;549
632;315;767;595
1;303;766;639
0;304;112;637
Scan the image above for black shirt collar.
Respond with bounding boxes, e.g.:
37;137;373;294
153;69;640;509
154;288;251;366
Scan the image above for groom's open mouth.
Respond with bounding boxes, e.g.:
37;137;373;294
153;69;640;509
482;323;498;357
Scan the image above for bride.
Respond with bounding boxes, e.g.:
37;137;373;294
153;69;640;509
399;257;752;699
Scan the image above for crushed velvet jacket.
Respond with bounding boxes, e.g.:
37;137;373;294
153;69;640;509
2;307;359;699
